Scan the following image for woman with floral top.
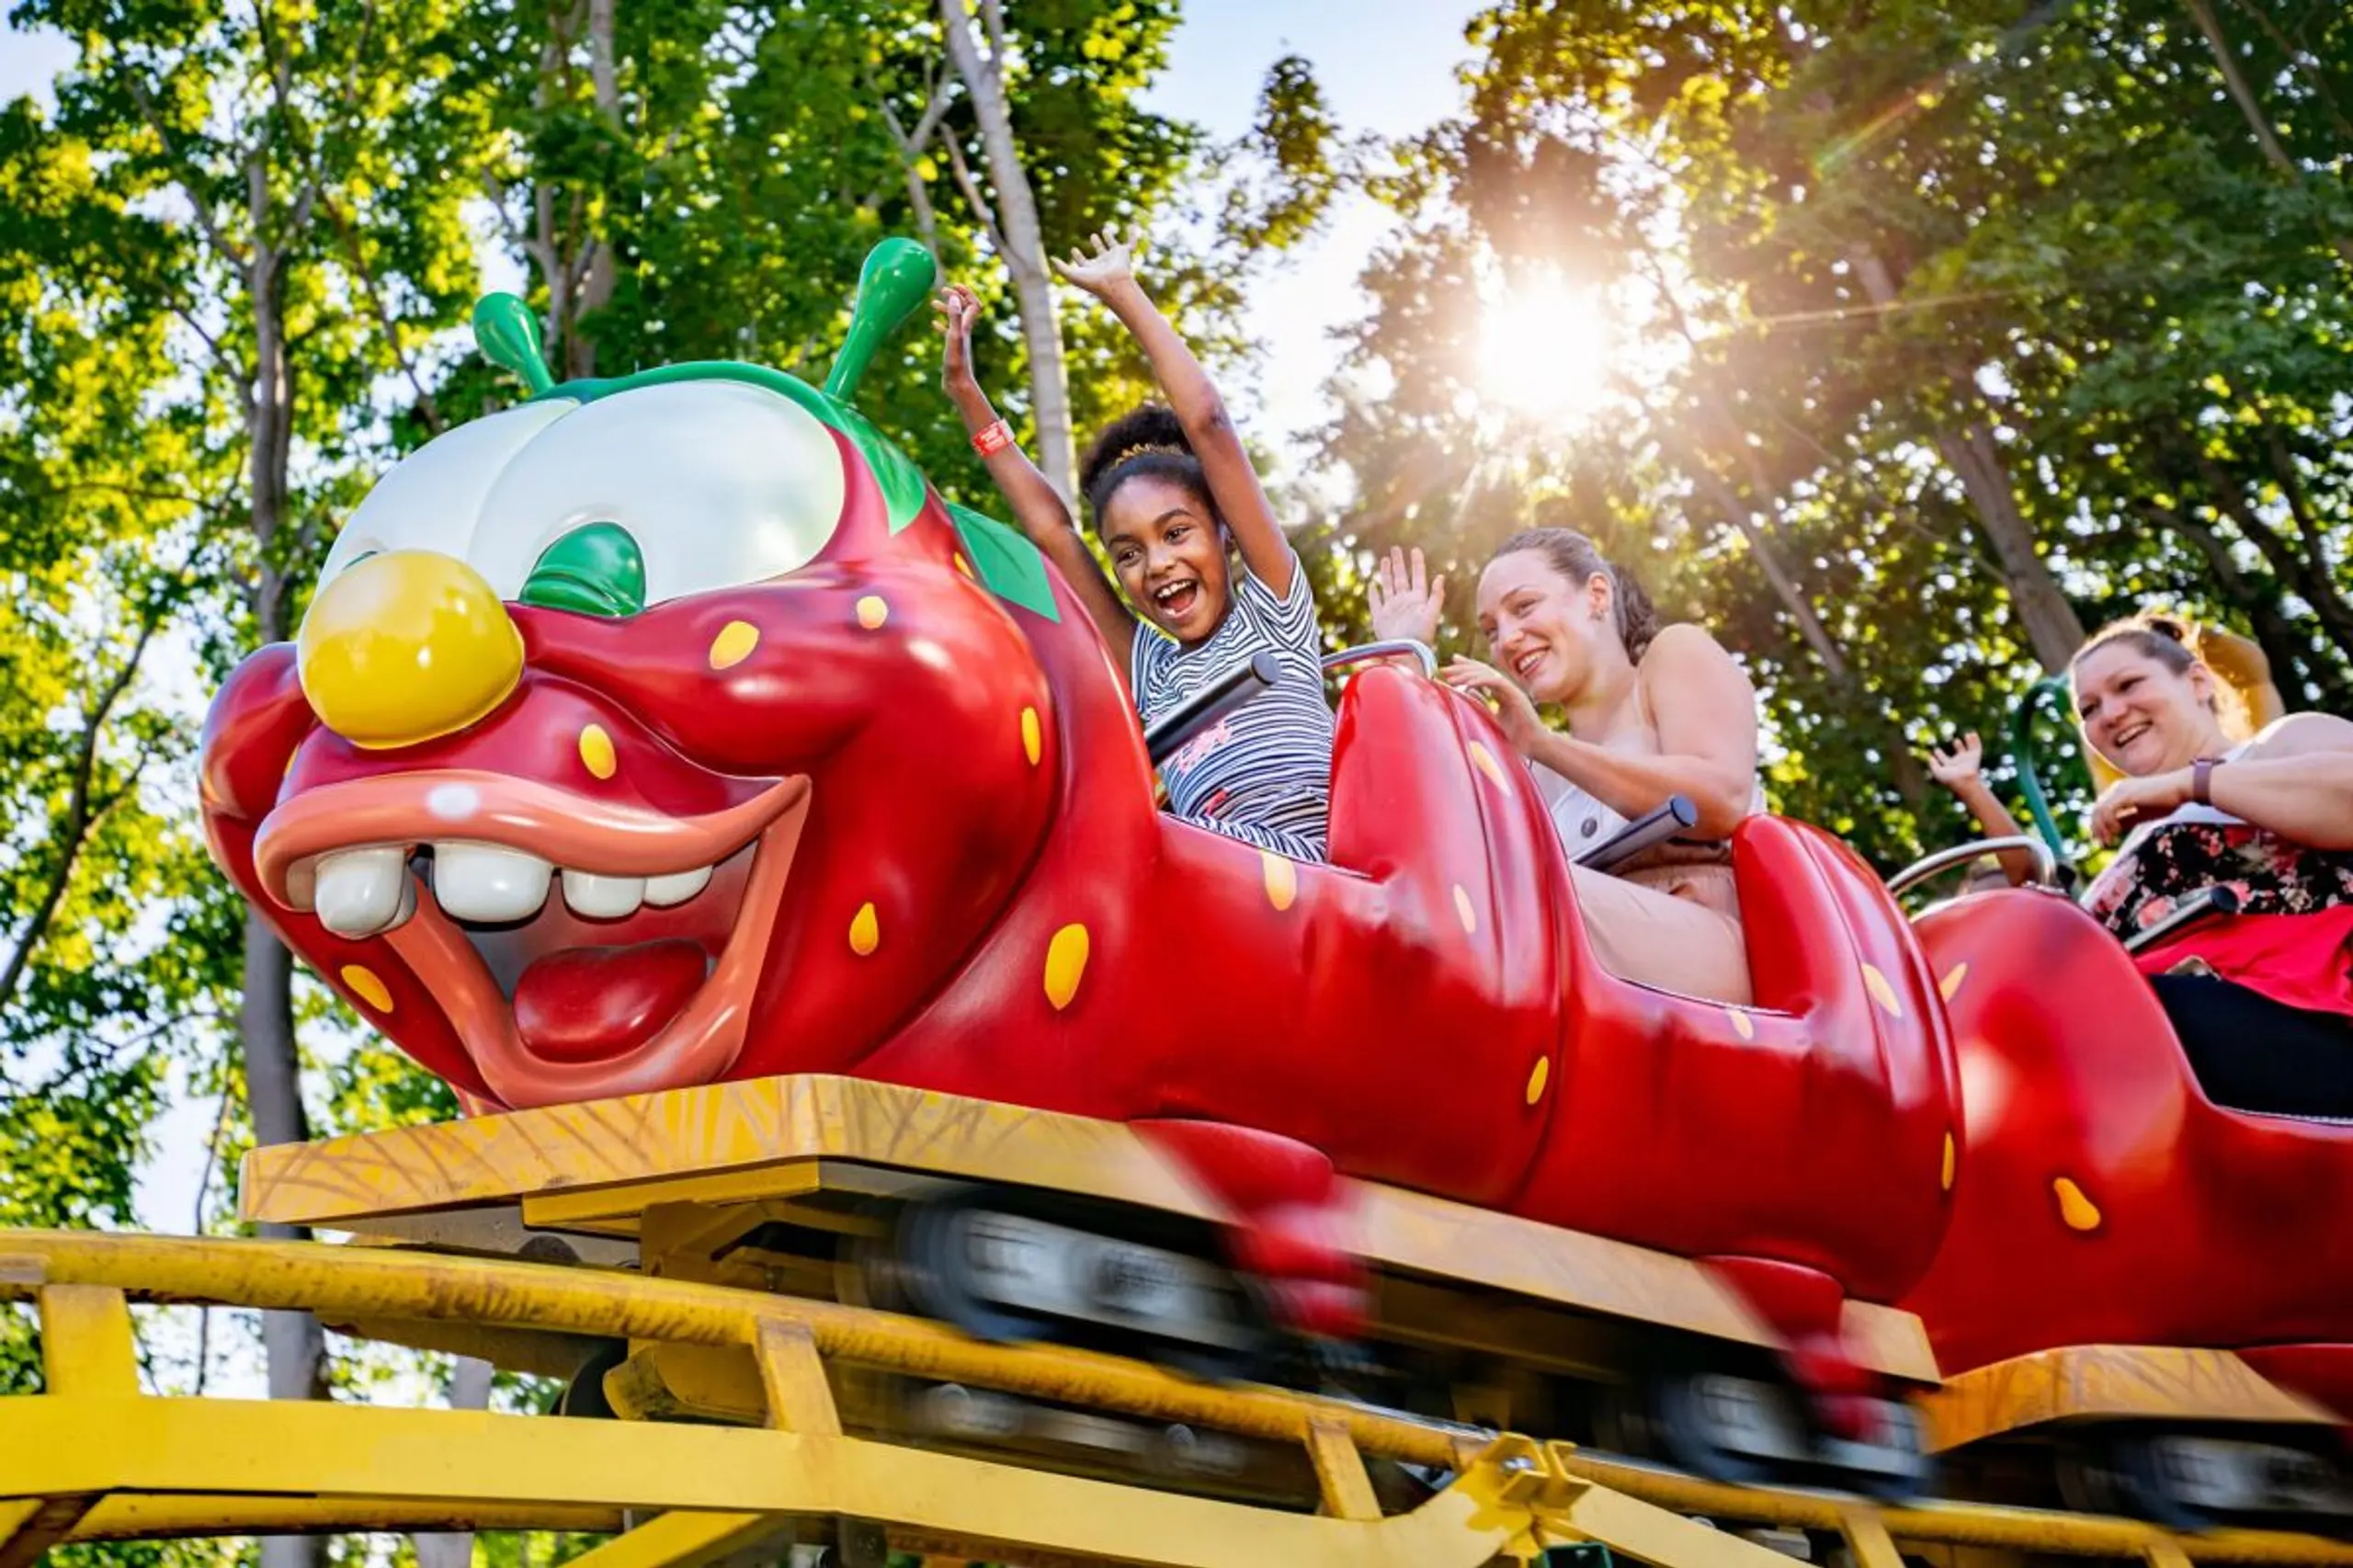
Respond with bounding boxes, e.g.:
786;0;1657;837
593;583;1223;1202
2063;616;2353;1115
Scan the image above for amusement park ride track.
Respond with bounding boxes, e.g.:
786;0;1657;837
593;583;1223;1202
1;1230;2349;1568
2;1073;2349;1568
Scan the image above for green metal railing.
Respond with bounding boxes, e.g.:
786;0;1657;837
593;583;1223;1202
2007;674;2085;862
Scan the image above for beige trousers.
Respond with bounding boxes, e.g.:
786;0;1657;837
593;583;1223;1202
1568;861;1753;1006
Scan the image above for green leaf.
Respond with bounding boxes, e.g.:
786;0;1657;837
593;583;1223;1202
948;501;1061;622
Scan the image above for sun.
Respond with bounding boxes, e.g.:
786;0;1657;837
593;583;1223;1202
1474;275;1616;424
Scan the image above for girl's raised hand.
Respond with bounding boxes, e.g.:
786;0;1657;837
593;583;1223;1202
932;283;980;392
1052;230;1139;298
1366;545;1445;647
1442;656;1545;755
1927;733;1985;791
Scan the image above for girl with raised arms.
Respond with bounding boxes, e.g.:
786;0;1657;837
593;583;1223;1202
936;234;1335;863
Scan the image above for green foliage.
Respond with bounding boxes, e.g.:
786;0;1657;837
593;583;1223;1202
1319;0;2353;869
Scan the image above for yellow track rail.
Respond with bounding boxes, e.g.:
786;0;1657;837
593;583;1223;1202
0;1231;2347;1568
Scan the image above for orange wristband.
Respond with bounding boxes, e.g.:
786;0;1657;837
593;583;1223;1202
972;419;1015;456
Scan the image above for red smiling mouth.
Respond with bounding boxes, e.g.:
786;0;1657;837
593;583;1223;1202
252;770;811;1108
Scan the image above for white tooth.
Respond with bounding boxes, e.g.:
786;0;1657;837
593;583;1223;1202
314;846;406;937
562;869;646;921
644;865;713;907
282;857;318;912
433;842;551;923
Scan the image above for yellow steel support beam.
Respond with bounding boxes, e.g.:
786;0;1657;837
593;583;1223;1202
0;1494;97;1568
560;1510;787;1568
4;1396;1525;1568
753;1319;840;1435
1838;1507;1908;1568
36;1284;138;1399
4;1231;2349;1568
1304;1418;1382;1522
0;1232;1464;1468
72;1494;624;1542
1552;1449;2353;1565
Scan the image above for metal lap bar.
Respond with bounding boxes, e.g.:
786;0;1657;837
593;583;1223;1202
1322;640;1438;679
1885;835;2064;898
2125;885;2243;955
1142;649;1282;767
1576;796;1698;874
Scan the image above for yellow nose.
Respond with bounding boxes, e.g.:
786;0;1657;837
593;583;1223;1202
298;550;524;749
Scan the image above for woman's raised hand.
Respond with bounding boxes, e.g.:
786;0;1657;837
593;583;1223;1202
1366;546;1445;647
1442;656;1545;755
1927;733;1985;792
1052;230;1139;298
932;283;980;393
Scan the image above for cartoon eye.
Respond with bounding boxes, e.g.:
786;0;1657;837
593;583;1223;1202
520;522;646;618
469;381;847;606
316;403;577;587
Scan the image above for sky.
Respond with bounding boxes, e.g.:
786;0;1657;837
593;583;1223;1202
1147;1;1476;460
0;3;1477;460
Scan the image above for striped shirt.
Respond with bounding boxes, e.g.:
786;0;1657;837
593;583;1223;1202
1131;551;1335;862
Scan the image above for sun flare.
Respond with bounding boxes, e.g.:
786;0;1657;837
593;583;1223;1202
1475;276;1616;423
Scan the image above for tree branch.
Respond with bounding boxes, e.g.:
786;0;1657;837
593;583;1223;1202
318;197;444;435
124;76;251;271
940;129;1008;257
169;302;250;397
0;607;172;1019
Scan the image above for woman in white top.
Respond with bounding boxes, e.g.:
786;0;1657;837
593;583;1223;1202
1370;529;1762;1005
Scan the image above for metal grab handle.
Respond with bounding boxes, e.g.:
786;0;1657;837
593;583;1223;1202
1322;640;1438;679
1577;796;1699;874
2124;884;2243;955
1885;835;2063;899
1142;650;1282;767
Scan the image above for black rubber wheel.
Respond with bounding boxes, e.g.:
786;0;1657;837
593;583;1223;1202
1844;1400;1937;1505
2116;1434;2222;1532
1651;1368;1776;1487
887;1184;1277;1382
552;1339;629;1419
2054;1432;2210;1528
894;1188;1056;1346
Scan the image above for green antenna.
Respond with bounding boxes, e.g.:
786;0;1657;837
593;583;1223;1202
472;293;556;395
825;238;938;403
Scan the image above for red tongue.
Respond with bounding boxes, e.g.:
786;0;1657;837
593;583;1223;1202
513;939;709;1063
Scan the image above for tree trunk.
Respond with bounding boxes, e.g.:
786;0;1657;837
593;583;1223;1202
1679;449;1849;681
1847;246;2086;668
571;0;620;379
1680;458;1927;807
414;1358;496;1568
246;238;327;1568
938;0;1076;502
